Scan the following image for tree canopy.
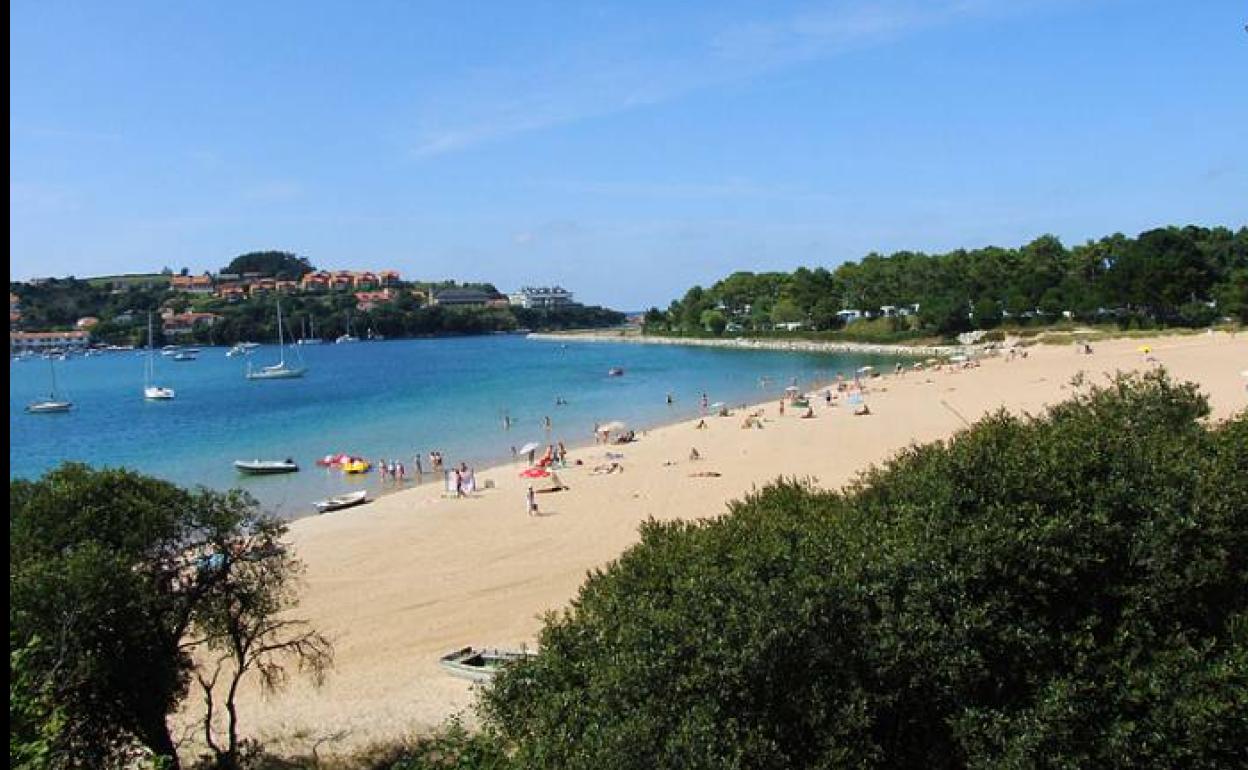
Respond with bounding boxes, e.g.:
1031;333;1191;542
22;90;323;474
649;225;1248;335
220;251;314;280
9;465;329;769
481;372;1247;768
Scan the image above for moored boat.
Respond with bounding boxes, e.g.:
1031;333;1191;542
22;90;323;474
26;399;73;414
438;646;537;682
233;459;299;474
313;490;369;513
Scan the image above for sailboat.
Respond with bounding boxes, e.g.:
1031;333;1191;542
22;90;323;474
335;312;360;344
144;314;176;400
26;356;73;413
246;300;308;380
297;316;323;345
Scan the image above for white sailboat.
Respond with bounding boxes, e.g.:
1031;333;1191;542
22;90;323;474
144;314;176;400
26;356;73;413
246;300;307;380
335;312;360;344
297;316;323;345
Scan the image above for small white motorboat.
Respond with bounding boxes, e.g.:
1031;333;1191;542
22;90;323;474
313;490;369;513
233;459;299;475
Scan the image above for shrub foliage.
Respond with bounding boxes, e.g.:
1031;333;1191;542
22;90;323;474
481;372;1246;768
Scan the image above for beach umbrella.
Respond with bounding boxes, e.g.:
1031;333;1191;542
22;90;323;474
784;385;801;393
856;366;875;375
517;441;541;455
519;467;550;479
599;420;627;433
709;402;725;410
1138;345;1151;353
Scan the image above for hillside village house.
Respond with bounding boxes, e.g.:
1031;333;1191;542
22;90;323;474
508;286;576;309
355;289;396;311
75;317;100;330
171;274;214;294
161;310;221;336
10;330;91;352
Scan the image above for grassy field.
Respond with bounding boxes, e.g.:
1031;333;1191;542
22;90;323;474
85;273;171;288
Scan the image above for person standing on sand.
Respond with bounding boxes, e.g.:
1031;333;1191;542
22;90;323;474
779;399;785;416
414;454;423;477
527;485;538;516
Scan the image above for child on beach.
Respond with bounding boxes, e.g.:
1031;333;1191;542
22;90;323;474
526;485;538;516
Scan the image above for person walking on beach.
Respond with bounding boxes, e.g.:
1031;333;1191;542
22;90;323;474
544;415;552;431
414;453;423;477
526;485;538;517
700;393;709;413
454;468;465;498
396;462;406;483
379;460;389;482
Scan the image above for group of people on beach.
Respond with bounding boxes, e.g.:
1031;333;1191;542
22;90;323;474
377;459;407;483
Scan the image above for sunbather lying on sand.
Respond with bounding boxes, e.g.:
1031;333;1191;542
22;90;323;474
688;471;722;478
591;462;624;475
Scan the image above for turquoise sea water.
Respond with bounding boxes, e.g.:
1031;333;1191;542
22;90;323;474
10;336;899;518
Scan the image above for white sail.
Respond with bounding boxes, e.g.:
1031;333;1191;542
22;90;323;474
144;313;176;399
247;299;307;380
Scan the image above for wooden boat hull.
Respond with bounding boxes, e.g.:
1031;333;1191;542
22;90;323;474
438;646;536;682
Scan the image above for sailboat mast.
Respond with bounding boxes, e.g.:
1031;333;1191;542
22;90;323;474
276;301;286;365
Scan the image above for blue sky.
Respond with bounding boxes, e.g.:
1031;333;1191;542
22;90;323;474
10;1;1247;308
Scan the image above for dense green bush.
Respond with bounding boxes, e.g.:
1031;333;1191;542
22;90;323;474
481;372;1247;768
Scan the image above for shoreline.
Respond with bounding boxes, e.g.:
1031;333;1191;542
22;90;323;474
210;332;1246;756
528;330;959;356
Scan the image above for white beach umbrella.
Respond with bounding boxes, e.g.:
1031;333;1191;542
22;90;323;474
599;421;627;433
517;441;541;455
856;366;875;374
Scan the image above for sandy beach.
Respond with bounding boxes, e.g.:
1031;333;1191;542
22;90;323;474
223;333;1246;754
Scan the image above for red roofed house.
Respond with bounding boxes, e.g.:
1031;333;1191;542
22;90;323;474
171;274;215;294
300;271;331;291
355;289;395;311
162;311;221;336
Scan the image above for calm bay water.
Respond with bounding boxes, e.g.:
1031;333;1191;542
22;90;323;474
10;336;898;518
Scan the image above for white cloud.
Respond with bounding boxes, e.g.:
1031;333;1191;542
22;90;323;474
407;0;1016;158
